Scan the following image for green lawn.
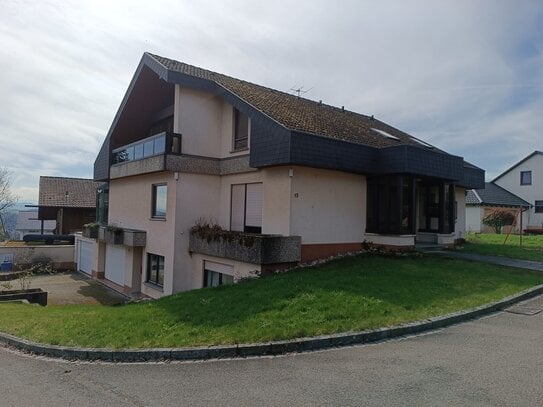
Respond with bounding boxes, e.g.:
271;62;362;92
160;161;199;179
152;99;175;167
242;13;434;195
461;233;543;262
0;254;542;349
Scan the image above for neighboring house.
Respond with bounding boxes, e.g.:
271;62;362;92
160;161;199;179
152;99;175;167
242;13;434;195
466;182;530;233
13;210;56;240
38;176;101;234
76;52;484;298
492;151;543;229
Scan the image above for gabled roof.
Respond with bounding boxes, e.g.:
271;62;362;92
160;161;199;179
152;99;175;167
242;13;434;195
466;182;530;207
492;151;543;183
148;53;439;151
39;176;100;208
15;211;55;231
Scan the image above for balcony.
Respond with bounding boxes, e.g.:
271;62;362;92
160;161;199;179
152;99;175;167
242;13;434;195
96;226;147;247
189;229;301;265
110;132;181;179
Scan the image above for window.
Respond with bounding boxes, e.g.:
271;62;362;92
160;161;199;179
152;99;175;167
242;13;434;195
535;200;543;213
233;108;249;151
203;270;234;287
96;184;109;225
521;171;532;185
146;254;164;287
230;183;262;233
152;184;167;218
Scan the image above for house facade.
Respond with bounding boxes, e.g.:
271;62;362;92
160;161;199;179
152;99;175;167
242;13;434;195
77;53;484;298
38;176;101;234
492;151;543;229
465;182;530;233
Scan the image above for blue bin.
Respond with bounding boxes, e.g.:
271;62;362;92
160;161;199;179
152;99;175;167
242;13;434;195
0;262;12;272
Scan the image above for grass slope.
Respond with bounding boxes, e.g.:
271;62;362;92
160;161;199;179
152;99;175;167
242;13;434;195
462;233;543;262
0;254;542;348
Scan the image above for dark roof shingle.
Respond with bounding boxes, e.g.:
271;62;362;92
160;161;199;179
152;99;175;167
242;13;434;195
148;53;440;150
467;182;530;207
39;176;100;208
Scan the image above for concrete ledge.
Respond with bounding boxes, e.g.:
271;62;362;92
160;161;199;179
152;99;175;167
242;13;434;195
1;284;542;362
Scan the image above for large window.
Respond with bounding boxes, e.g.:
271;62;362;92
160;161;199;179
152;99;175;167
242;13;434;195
146;254;164;287
230;183;262;233
521;171;532;185
203;261;234;288
152;184;167;219
96;184;109;225
535;200;543;213
233;108;249;151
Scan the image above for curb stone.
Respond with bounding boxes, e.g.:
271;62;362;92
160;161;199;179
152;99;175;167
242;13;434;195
1;284;542;363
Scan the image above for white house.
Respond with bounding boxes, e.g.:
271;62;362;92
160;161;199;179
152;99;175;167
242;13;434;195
492;151;543;229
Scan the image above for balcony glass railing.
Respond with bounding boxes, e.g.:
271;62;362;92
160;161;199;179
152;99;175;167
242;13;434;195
112;132;181;165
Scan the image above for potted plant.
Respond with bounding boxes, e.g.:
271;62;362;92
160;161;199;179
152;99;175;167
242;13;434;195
83;222;100;239
105;225;124;245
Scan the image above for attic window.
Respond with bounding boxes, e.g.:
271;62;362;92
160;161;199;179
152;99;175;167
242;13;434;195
371;128;399;140
410;137;434;148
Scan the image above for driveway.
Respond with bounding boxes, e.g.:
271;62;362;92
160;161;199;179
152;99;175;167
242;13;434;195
28;273;127;305
0;295;542;406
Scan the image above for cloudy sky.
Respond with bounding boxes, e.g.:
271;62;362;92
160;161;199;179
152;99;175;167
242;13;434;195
1;0;542;202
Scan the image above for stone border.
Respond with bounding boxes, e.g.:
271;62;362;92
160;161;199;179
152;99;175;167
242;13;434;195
1;285;542;362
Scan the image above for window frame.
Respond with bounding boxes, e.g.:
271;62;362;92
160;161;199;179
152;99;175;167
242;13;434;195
535;200;543;214
146;253;165;287
230;182;262;234
203;269;234;288
520;171;532;185
232;107;249;151
151;183;167;219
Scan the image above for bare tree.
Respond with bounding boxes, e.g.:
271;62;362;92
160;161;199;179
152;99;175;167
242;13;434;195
0;167;17;240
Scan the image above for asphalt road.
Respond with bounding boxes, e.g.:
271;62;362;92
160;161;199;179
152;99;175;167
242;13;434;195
1;296;542;406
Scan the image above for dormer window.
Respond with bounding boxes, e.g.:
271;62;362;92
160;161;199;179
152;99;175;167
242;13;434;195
233;108;249;151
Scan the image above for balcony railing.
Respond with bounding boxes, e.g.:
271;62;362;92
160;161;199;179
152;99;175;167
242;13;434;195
112;132;182;165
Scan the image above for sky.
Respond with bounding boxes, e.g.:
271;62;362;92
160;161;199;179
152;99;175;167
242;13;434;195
1;0;542;203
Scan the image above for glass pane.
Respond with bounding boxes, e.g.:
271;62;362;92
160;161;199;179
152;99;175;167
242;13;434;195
134;143;144;160
154;135;165;154
125;146;135;161
222;274;234;285
171;136;180;154
157;257;164;286
144;140;154;157
153;185;167;218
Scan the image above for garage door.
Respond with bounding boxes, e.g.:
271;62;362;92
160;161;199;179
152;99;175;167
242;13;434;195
105;245;126;286
77;240;93;275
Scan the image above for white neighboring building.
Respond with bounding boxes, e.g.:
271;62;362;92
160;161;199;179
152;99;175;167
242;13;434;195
493;151;543;229
14;210;55;240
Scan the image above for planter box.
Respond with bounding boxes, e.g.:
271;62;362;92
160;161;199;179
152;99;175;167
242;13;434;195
82;226;99;239
97;226;146;247
189;231;301;264
0;288;48;306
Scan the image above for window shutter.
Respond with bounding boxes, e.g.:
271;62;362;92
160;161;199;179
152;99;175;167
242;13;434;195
230;184;245;231
245;183;263;227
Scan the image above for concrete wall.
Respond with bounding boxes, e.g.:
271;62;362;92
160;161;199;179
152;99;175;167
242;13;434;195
290;166;366;244
0;244;75;270
494;153;543;227
455;187;467;239
174;85;249;159
108;171;177;297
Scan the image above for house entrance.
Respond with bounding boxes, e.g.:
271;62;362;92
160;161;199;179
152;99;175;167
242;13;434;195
415;180;455;243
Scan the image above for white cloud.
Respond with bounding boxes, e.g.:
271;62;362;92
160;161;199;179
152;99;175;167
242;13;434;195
0;0;542;202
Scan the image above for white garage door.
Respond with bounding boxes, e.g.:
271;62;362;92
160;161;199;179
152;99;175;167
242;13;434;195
105;245;126;286
77;241;93;275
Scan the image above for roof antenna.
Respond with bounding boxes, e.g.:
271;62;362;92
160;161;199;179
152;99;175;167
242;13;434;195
290;85;313;98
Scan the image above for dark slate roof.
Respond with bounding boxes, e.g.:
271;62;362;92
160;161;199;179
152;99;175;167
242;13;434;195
492;151;543;182
148;53;441;151
467;182;530;207
15;211;55;231
39;176;100;208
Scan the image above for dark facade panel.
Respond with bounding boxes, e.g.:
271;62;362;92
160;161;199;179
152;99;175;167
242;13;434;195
378;146;464;181
94;138;110;181
288;131;379;174
249;119;292;167
459;165;485;189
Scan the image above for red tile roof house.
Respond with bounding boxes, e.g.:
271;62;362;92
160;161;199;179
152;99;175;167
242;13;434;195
76;53;484;298
38;176;101;235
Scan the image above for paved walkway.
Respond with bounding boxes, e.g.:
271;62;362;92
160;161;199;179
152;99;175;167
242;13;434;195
430;250;543;272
